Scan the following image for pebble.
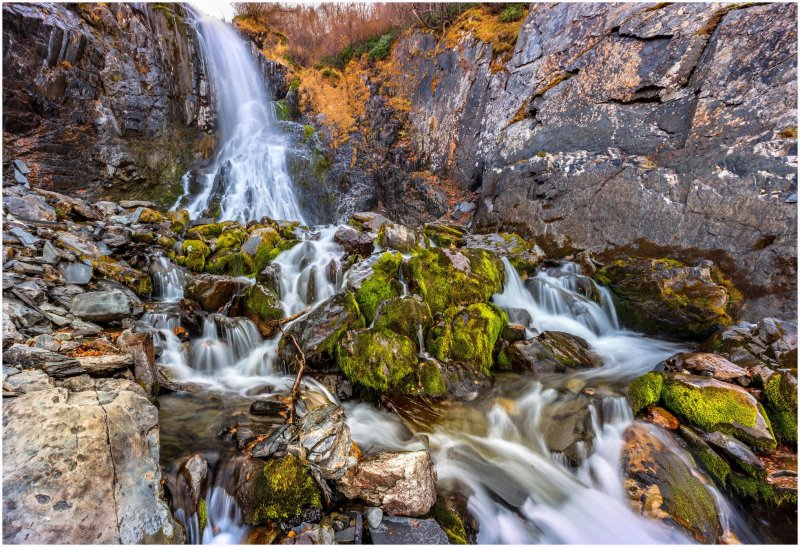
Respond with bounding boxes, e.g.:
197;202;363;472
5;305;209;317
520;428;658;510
364;506;383;529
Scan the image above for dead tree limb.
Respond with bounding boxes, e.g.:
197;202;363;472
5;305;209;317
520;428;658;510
278;323;307;424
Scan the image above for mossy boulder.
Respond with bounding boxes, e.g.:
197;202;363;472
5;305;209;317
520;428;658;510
186;222;226;241
537;331;603;371
349;252;404;323
462;232;544;274
279;291;365;368
182;239;211;273
167;209;190;233
627;371;665;415
205;249;254;277
137;207;166;224
428;303;507;375
373;295;433;345
94;258;153;297
242;227;284;273
237;455;322;525
337;328;418;392
594;257;740;340
622;423;722;543
378;223;420;253
244;284;285;337
408;248;504;315
215;227;248;251
763;371;797;445
662;375;775;451
427;501;468;544
422;224;465;248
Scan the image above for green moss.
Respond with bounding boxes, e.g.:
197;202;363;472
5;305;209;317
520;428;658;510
408;248;504;315
216;227;248;250
419;361;447;397
303;124;315;140
373;251;403;277
729;472;797;508
245;284;284;334
498;3;526;23
248;455;321;524
205;250;254;276
186;223;224;241
197;499;207;538
337;329;417;392
422;224;464;248
373;296;433;342
431;303;507;375
274;98;289;121
157;235;176;249
95;258;153;296
167;209;190;234
428;502;467;544
627;372;664;415
496;348;512;370
763;372;797;445
182;239;211;257
354;259;403;323
138;207;165;224
682;427;731;487
662;378;773;450
131;229;155;243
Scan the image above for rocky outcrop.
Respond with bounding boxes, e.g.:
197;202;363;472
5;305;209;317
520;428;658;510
384;3;797;321
2;378;181;544
2;3;213;206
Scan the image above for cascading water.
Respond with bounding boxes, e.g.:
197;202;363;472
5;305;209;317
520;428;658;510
173;10;306;224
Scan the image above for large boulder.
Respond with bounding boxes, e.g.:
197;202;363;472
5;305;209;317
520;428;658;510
2;344;85;378
69;290;131;322
336;450;437;516
661;375;775;451
279;291;365;368
373;295;433;344
337;329;418;393
428;303;507;375
707;318;797;370
348;252;403;323
762;370;797;445
334;226;374;257
661;352;749;383
184;273;250;313
595;258;739;339
622;424;721;543
407;248;504;315
2;380;181;543
243;283;285;337
537;331;603;371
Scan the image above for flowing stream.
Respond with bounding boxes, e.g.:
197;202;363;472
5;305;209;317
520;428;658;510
152;11;759;545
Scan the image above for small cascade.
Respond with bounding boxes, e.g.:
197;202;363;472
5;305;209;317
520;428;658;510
493;257;680;380
273;226;344;315
191;316;262;376
174;10;306;224
152;256;186;302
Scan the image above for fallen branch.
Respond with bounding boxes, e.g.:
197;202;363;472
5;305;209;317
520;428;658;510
278;308;308;325
279;323;307;424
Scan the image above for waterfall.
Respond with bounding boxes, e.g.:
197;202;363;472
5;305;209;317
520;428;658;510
174;10;306;224
152;256;186;302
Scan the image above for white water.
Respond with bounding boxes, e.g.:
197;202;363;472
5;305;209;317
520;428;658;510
174;10;305;224
152;256;186;302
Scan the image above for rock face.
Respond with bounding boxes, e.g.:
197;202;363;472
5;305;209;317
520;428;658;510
385;3;797;322
337;450;437;516
2;379;180;544
2;3;213;206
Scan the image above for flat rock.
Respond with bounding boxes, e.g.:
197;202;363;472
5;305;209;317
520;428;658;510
119;200;157;209
75;353;135;376
2;344;85;378
368;516;448;545
663;352;749;382
70;290;131;322
2;381;181;543
4;195;57;222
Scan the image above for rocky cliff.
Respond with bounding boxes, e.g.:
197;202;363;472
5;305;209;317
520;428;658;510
381;3;797;321
2;2;214;206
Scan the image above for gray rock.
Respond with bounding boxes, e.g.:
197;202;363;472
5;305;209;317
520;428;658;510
60;262;93;285
56;232;101;258
4;195;57;221
9;227;38;247
703;431;766;478
13;169;28;184
13;159;30;175
368;516;448;545
292;404;355;480
184;274;251;313
32;334;59;352
116;330;157;398
94;201;120;216
2;381;181;543
379;223;418;252
181;454;208;507
70;290;131;322
3;369;53;394
364;506;383;529
41;241;60;265
2;344;85;378
75;353;134;376
120;200;157;209
334;226;374;256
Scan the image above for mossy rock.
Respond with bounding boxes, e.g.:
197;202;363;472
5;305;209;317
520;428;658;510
680;426;731;487
243;227;284;272
186;222;225;241
462;232;544;275
352;252;404;323
244;283;285;337
239;455;322;525
537;331;602;371
167;209;190;233
422;224;465;248
181;239;211;274
417;360;447;397
205;249;254;277
728;470;798;508
197;499;207;538
138;207;166;224
216;227;248;251
373;295;433;344
156;235;176;249
429;303;507;375
427;501;468;544
763;371;797;445
662;376;775;451
94;257;153;297
628;371;665;415
131;228;155;243
337;328;417;393
594;257;740;340
408;248;504;315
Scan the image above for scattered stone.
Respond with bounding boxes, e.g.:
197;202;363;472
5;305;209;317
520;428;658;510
2;344;85;378
13;159;30;175
119;200;157;209
60;262;93;285
32;334;59;352
278;522;335;545
41;241;60;265
70;290;131;322
336;450;437;516
9;227;38;247
4;195;57;221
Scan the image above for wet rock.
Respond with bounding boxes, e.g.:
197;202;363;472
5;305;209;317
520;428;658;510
184;273;250;313
662;375;775;451
334;226;374;257
504;338;560;374
428;303;507;375
622;423;721;543
291;404;355;480
541;397;594;464
703;431;766;478
251;424;293;459
279;291;365;368
595;258;737;340
337;329;417;393
364;506;383;528
279;522;336;545
60;262;93;285
2;381;181;543
537;331;603;371
250;398;287;416
661;352;749;384
75;353;134;376
368;516;448;545
762;370;797;445
642;406;680;431
257;262;282;295
462;232;545;274
237;454;322;525
627;371;665;415
243;283;284;337
501;323;526;342
70;289;131;322
2;344;85;378
181;454;208;507
336;450;437;516
373;295;433;344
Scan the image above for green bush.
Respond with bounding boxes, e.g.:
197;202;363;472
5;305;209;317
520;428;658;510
498;4;525;23
367;31;395;60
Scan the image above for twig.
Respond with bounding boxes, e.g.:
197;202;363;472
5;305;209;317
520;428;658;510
278;323;306;424
277;308;308;325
